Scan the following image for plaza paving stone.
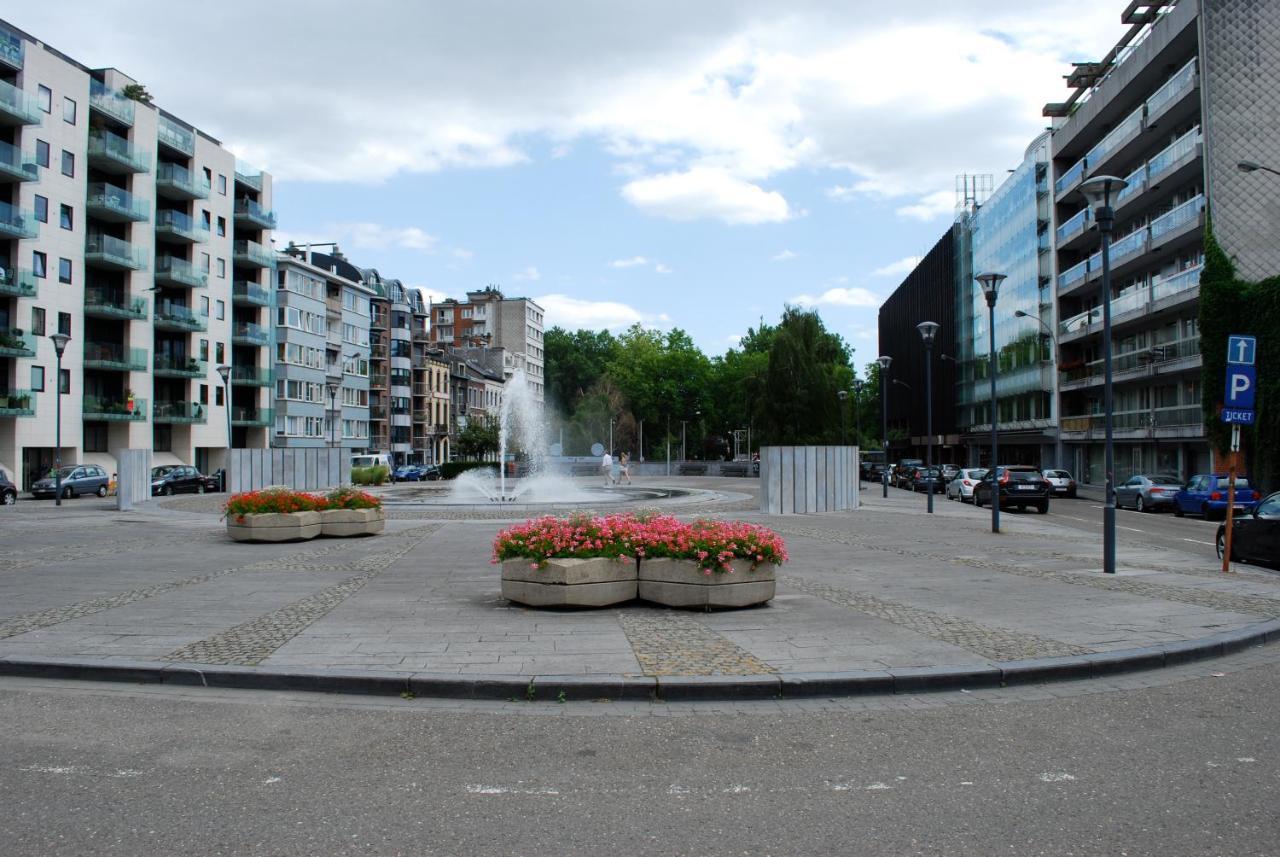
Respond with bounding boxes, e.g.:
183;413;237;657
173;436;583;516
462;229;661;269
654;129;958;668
0;477;1277;686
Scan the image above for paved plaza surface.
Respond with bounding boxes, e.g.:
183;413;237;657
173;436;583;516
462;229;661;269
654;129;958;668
2;476;1278;694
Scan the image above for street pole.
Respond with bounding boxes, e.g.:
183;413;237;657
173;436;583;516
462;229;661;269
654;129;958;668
327;382;339;448
216;365;233;489
666;415;671;476
877;355;892;498
977;273;1006;534
50;333;70;506
838;389;848;446
1080;176;1129;575
918;322;939;514
853;380;864;450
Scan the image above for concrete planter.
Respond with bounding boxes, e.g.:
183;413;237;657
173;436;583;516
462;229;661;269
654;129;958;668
226;511;322;543
319;507;385;538
638;557;776;608
501;557;638;607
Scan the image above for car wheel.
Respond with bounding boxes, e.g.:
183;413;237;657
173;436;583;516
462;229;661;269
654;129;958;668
96;484;108;497
1037;501;1049;514
163;485;174;497
974;493;983;508
61;486;73;499
1216;528;1236;561
1;491;14;506
1136;496;1146;513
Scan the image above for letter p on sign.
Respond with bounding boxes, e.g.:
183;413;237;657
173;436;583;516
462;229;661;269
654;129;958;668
1226;366;1257;409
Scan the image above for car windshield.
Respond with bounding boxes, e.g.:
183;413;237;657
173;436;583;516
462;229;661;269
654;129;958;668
152;466;175;478
1004;470;1042;481
1045;470;1068;478
1148;476;1180;485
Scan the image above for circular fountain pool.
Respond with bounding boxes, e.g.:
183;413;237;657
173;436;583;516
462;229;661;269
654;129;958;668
380;480;690;512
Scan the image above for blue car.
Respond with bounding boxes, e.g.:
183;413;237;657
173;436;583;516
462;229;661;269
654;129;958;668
392;465;423;482
1173;474;1261;520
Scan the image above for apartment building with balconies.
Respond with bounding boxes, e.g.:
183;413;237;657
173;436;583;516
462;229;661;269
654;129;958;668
362;269;415;466
1046;0;1280;484
429;285;544;403
0;18;273;488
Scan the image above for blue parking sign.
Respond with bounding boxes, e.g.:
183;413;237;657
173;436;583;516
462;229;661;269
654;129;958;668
1225;365;1257;409
1227;335;1257;366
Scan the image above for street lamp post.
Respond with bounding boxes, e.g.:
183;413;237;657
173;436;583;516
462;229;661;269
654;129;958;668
1014;309;1063;470
976;272;1006;534
917;321;940;514
1238;160;1280;177
50;333;70;506
1079;175;1129;575
877;356;892;498
852;379;864;449
837;389;848;445
216;364;232;490
327;381;339;448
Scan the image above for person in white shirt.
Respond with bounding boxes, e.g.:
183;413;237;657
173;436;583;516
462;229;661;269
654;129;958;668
601;451;613;486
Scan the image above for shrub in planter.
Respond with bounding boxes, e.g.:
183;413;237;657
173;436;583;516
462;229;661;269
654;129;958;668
441;461;497;480
351;465;389;486
319;486;385;537
224;488;323;542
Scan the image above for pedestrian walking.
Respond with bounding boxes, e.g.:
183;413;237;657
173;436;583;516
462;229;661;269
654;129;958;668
601;450;613;486
620;452;632;485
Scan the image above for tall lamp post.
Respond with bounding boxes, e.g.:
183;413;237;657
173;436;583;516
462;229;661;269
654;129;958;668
216;364;232;490
327;381;340;448
50;333;70;506
852;379;864;449
1079;175;1128;575
877;355;892;498
1014;309;1063;470
976;272;1006;534
837;389;848;445
917;321;940;513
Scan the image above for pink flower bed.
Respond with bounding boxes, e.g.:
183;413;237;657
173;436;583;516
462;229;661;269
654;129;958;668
493;513;788;573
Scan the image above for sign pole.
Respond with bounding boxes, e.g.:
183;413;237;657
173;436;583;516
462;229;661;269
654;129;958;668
1222;425;1240;573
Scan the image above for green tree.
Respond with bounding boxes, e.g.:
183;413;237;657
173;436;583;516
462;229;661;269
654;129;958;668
544;327;618;411
457;416;499;460
760;307;854;444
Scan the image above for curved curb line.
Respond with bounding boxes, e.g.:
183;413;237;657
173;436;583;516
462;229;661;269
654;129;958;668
1;620;1277;702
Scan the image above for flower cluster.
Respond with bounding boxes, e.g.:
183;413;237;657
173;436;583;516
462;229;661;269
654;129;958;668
223;486;383;520
492;513;787;573
324;486;382;510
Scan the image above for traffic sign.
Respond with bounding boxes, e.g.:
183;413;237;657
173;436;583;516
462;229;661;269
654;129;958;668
1221;409;1256;425
1225;365;1257;409
1227;335;1257;366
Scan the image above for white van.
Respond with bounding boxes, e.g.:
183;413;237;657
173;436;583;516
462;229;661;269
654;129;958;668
351;453;392;470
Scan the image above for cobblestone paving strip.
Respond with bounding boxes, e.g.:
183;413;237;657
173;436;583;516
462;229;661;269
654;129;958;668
164;528;437;666
616;610;777;676
778;575;1094;661
776;525;1280;618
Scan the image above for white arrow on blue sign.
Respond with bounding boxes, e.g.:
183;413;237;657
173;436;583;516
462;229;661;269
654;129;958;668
1227;335;1257;366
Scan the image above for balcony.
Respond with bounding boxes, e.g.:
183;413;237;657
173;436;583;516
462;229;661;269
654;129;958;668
0;79;41;125
86;233;147;271
1149;194;1204;244
231;406;272;427
155;162;210;200
371;309;389;330
0;268;36;298
234;199;276;229
234;162;264;191
154;355;207;378
230;365;272;387
1054;207;1091;246
0;388;35;417
83;342;148;372
0;328;36;357
1054;156;1087;199
1145;58;1198;130
1113;165;1147;211
84;287;147;320
233;239;273;268
1147;128;1201;188
86;183;150;223
0;24;23;71
0;199;36;239
0;139;37;182
1082;106;1144;179
232;321;270;346
1151;264;1202;304
83;395;147;422
87;129;151;174
1057;259;1088;292
232;280;271;307
88;79;134;126
153;400;208;424
156;116;195;157
153;303;207;332
155;209;210;244
154;256;208;289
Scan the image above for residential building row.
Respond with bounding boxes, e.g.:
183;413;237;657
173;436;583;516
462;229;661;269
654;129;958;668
878;0;1280;485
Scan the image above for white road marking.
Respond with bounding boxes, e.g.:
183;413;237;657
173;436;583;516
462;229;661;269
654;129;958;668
264;776;282;784
1038;772;1076;782
108;770;143;779
1091;505;1104;509
1117;526;1145;533
1182;538;1215;547
20;764;78;774
722;785;751;793
864;782;892;790
467;784;560;796
1237;757;1257;763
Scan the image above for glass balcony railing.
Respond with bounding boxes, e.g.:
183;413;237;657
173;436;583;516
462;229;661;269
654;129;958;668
1114;165;1147;206
1059;306;1102;337
153;400;208;424
0;139;37;182
1150;194;1204;241
154;355;207;378
1151;264;1202;302
0;24;23;71
86;183;150;222
154;255;208;288
0;78;41;125
83;342;148;372
0;199;37;239
87;129;151;173
1108;228;1147;261
154;302;207;332
231;406;273;426
1058;259;1088;291
1110;288;1148;318
83;395;147;422
0;388;35;417
0;268;37;298
86;233;147;270
234;161;264;191
155;209;210;243
233;198;276;228
233;240;274;267
1055;207;1090;244
1055;157;1087;197
1146;58;1197;118
84;287;147;320
1084;106;1143;170
0;328;36;357
1147;127;1200;184
89;79;134;126
230;365;272;386
232;280;271;306
232;321;270;346
155;162;210;199
156;115;195;156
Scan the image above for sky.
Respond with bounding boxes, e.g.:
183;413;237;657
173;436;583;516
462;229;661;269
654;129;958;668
12;1;1125;368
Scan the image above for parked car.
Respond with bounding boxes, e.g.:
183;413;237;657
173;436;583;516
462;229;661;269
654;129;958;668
0;468;16;505
1173;474;1261;520
418;465;442;481
1217;491;1280;567
151;465;213;496
1115;474;1181;512
31;465;110;499
893;459;923;488
946;468;988;503
973;466;1051;513
393;465;425;482
911;466;946;494
939;464;961;484
1042;469;1077;498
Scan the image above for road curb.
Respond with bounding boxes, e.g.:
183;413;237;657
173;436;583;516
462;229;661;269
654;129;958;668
2;619;1278;702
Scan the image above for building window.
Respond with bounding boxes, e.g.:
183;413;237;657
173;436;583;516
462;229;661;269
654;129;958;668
201;252;210;272
30;365;45;392
84;424;107;453
201;209;211;231
200;296;210;316
215;386;224;406
59;204;72;231
59;368;70;394
216;216;226;237
199;339;209;361
216;258;225;278
31;307;45;336
216;299;225;320
35;140;49;168
58;258;71;284
62;97;76;124
216;342;224;362
34;195;47;223
32;251;46;279
153;424;172;452
58;312;71;336
217;174;227;195
199;384;208;405
37;85;51;113
60;150;73;177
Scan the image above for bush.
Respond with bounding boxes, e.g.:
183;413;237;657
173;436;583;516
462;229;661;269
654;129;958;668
440;461;497;480
351;465;389;485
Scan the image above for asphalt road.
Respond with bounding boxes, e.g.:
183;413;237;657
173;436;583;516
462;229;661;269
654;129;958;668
3;646;1278;857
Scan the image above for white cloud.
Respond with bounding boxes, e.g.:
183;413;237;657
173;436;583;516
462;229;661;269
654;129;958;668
513;266;541;282
452;247;474;260
725;333;744;347
771;249;797;262
654;263;673;274
410;285;451;306
537;293;670;331
895;190;956;222
621;167;792;225
276;222;441;254
851;326;877;341
871;256;922;277
791;286;881;308
610;256;649;268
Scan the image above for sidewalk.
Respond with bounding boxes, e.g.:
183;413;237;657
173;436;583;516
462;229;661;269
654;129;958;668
0;480;1277;701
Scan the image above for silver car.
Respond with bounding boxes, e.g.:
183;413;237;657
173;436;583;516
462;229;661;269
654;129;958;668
946;468;988;503
1043;469;1077;498
1115;474;1181;512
